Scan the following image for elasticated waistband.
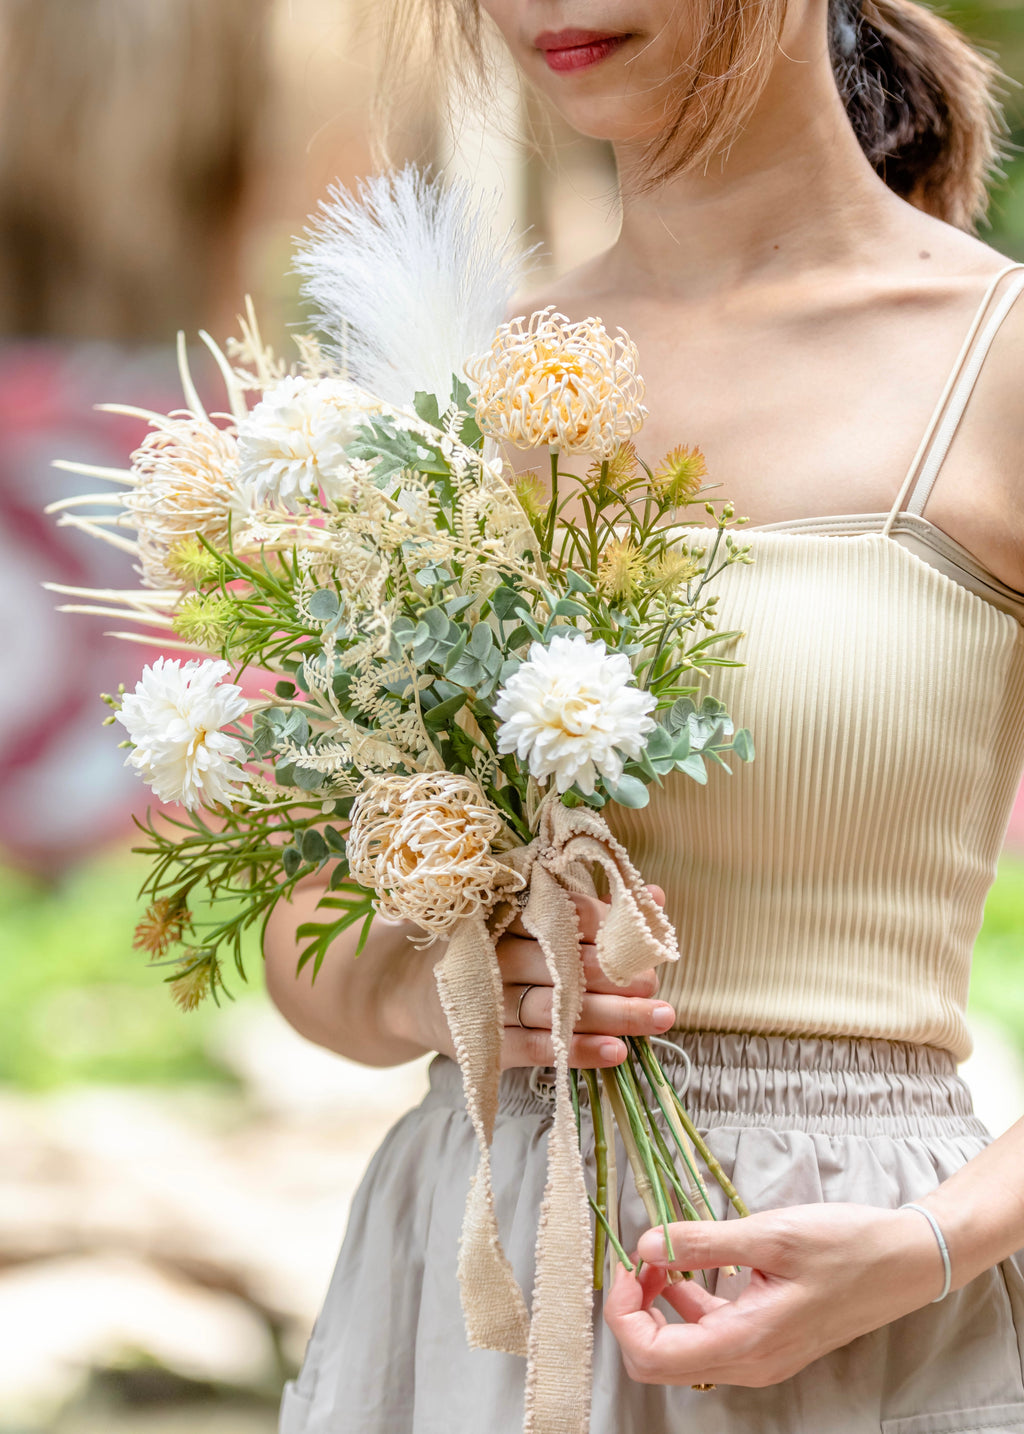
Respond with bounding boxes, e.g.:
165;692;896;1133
422;1030;989;1139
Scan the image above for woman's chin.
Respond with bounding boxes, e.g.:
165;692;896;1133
536;95;668;148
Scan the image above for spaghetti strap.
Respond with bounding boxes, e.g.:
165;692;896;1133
882;262;1024;535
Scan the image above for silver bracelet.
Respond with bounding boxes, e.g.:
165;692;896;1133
900;1202;953;1303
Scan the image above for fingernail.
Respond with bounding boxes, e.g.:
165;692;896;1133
637;1230;668;1260
652;1002;675;1029
600;1039;625;1062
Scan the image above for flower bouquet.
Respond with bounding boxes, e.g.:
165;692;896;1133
46;168;754;1433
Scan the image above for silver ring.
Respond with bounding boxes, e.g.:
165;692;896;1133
515;984;538;1029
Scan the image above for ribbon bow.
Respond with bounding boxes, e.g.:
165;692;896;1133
435;792;680;1434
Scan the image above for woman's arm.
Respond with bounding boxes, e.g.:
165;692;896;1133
604;1116;1024;1387
263;883;447;1067
263;885;677;1070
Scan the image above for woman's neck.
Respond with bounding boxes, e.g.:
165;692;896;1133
608;24;897;298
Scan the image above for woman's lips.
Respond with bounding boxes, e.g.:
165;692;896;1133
535;29;631;73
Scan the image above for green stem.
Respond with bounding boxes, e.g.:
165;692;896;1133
601;1076;620;1256
608;1064;678;1258
588;1197;634;1272
545;450;560;555
632;1038;717;1221
583;1068;608;1289
618;1054;699;1222
602;1069;664;1241
665;1077;751;1219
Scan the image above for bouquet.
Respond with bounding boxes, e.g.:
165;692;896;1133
47;168;754;1434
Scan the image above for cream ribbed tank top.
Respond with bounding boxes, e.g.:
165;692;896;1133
606;264;1024;1061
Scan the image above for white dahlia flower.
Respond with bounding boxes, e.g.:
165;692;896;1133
494;634;656;795
116;657;248;810
236;375;369;509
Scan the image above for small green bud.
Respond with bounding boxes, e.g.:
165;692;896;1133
166;535;222;589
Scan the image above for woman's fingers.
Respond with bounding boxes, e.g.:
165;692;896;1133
503;982;675;1038
501;1027;627;1070
656;1274;729;1323
635;1215;773;1275
604;1265;770;1387
499;937;659;998
506;884;666;942
636;1255;728;1322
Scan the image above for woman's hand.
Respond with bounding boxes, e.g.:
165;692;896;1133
603;1202;947;1387
498;886;676;1070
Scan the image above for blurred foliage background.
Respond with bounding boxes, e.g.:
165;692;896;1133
1;0;1023;1430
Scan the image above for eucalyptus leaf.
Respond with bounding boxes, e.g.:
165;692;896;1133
490;585;530;620
328;860;353;890
302;829;329;864
421;607;450;638
676;753;709;784
467;623;494;658
423;692;467;728
505;624;535;652
324;825;347;854
442;630;468;673
445;654;487;686
565;569;596;595
292;763;327;793
603;774;651;808
282;845;302;878
308;589;340;621
733;728;755;762
644;725;676;761
550;597;589;620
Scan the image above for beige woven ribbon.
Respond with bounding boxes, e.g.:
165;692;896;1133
434;793;680;1434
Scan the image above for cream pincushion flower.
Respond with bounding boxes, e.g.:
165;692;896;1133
464;307;647;458
346;771;524;937
236;375;370;509
125;417;241;588
116;658;248;810
494;634;656;795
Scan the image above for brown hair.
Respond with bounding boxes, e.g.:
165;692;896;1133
383;0;1006;232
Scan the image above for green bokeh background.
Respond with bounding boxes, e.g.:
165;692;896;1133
956;0;1024;255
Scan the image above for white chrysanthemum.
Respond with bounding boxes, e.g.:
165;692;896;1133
236;375;371;510
116;657;248;810
494;634;656;795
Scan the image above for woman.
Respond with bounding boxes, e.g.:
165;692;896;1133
265;1;1024;1429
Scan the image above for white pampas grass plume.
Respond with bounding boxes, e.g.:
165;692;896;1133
294;166;531;411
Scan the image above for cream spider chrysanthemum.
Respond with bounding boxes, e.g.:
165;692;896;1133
236;375;372;510
346;771;524;937
464;307;647;458
116;657;249;810
124;417;241;589
494;633;657;795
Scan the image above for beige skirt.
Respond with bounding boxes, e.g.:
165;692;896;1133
279;1032;1024;1434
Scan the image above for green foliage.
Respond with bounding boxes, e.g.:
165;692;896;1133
0;853;252;1090
967;853;1024;1044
